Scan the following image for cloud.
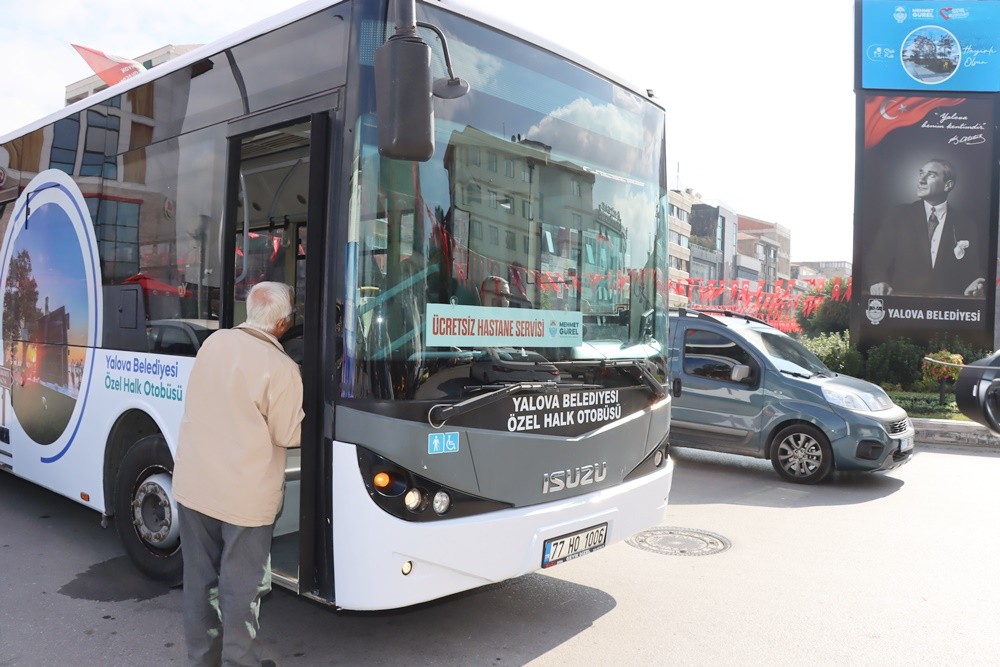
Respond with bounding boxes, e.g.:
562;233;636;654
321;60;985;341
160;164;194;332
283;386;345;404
526;98;645;171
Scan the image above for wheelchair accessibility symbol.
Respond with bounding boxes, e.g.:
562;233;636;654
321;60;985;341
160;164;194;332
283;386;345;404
428;432;460;455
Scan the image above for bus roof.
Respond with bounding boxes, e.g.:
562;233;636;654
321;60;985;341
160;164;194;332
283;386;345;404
437;0;664;113
2;0;663;145
0;0;332;144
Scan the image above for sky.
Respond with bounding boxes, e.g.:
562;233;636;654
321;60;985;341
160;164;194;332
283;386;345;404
0;0;856;263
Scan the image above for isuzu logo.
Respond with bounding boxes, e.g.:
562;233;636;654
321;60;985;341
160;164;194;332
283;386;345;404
542;462;608;494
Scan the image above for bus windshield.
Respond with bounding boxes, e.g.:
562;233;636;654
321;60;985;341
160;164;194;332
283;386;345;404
344;5;668;400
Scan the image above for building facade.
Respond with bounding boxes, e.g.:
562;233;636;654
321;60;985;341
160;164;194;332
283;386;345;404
737;214;791;282
667;189;693;307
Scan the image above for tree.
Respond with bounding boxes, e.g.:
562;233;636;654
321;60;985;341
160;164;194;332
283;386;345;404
795;281;849;336
866;337;925;388
922;350;963;404
3;249;41;359
799;330;865;377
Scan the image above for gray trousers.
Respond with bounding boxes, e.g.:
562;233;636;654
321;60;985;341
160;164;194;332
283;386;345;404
178;504;274;667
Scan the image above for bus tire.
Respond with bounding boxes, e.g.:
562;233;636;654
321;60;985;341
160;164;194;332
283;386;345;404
114;434;183;583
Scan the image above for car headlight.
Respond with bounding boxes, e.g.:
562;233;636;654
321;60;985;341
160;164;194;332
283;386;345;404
822;385;890;412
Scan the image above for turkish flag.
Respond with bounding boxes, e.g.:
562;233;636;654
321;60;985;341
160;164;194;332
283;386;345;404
864;95;965;149
72;44;146;87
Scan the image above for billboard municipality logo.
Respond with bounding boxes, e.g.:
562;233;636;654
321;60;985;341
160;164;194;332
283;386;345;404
866;298;886;325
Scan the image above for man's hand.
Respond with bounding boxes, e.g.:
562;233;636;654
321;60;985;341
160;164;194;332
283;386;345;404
964;277;986;297
869;282;893;296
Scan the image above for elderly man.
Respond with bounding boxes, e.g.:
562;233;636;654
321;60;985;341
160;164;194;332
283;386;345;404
868;158;984;297
173;281;304;667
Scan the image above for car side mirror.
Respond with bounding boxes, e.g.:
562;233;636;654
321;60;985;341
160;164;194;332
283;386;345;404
730;364;751;383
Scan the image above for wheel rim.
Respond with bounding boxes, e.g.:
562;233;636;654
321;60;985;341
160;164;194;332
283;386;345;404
776;431;824;478
131;471;180;550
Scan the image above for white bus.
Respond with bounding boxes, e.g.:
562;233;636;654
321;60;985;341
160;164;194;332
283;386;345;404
0;0;673;611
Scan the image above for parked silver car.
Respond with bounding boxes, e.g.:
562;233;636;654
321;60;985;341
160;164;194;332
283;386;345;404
146;319;218;356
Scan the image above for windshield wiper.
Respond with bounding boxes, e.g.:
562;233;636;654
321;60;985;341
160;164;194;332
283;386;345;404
428;381;559;427
780;368;814;379
556;359;667;399
602;359;668;399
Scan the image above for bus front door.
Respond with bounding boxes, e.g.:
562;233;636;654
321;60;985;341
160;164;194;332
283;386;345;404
223;108;331;593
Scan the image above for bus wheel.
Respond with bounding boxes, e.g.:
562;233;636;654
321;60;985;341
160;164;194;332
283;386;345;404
114;434;182;583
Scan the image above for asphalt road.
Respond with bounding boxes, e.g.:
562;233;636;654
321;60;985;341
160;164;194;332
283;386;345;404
2;442;999;666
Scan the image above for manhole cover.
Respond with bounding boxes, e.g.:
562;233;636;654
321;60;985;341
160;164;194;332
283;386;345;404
627;526;731;556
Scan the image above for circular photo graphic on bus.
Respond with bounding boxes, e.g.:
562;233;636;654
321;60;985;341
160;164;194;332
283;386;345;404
0;170;101;455
901;26;961;85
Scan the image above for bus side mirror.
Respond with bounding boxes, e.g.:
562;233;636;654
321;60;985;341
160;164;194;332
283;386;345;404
374;32;434;161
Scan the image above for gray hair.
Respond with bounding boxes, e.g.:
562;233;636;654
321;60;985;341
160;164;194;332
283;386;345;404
245;281;293;330
927;158;956;183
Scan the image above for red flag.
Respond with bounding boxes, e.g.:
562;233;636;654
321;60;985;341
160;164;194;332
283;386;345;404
72;44;146;87
864;95;965;149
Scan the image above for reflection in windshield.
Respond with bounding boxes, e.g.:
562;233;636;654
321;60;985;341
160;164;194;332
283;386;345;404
342;6;667;400
751;330;830;376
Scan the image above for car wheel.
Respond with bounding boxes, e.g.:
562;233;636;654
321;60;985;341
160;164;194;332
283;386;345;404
114;434;183;583
769;423;833;484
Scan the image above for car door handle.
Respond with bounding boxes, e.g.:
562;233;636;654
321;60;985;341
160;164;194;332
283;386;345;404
672;378;682;397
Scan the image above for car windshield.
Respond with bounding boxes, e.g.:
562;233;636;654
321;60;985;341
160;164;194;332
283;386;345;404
341;5;668;400
745;329;831;377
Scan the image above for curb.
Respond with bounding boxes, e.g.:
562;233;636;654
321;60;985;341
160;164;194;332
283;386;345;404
911;418;1000;451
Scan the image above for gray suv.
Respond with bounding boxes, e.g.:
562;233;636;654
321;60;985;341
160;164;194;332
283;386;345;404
667;309;914;483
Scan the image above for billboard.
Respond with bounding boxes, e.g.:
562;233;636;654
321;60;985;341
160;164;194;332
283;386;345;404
861;1;1000;92
854;93;996;347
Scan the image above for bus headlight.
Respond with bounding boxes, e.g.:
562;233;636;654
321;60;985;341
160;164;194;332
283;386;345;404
358;448;513;522
404;488;425;512
432;491;451;515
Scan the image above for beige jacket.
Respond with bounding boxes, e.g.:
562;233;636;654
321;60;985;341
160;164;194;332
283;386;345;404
173;324;304;526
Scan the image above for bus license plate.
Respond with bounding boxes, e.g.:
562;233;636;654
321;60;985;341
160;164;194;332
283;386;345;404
898;436;914;452
542;523;608;568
